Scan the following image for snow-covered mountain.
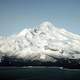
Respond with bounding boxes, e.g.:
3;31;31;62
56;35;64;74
0;21;80;62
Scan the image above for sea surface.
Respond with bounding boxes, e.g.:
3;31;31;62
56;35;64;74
0;67;80;80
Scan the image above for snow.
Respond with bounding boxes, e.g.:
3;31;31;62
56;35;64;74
0;21;80;61
40;54;46;60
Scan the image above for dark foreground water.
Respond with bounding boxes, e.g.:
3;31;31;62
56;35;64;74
0;67;80;80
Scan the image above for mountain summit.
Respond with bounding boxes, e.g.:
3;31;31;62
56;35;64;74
0;21;80;61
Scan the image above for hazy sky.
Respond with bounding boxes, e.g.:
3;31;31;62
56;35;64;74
0;0;80;35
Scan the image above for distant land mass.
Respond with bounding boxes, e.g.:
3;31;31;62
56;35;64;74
0;21;80;69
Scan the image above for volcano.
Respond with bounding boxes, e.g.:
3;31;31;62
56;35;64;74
0;22;80;68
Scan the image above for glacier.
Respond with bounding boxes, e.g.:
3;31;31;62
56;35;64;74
0;21;80;62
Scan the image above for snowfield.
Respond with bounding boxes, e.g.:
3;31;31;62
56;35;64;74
0;21;80;62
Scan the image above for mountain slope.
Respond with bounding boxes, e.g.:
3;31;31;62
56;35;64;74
0;21;80;62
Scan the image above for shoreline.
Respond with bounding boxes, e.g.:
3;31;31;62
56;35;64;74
0;66;80;70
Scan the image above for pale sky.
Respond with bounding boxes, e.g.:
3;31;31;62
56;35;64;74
0;0;80;35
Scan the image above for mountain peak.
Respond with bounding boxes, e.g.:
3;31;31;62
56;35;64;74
39;21;56;31
40;21;53;26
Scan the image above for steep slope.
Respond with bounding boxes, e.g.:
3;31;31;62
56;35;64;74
0;21;80;62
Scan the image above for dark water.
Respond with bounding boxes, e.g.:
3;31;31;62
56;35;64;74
0;67;80;80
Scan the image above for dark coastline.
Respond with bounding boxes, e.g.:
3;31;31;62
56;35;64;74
0;55;80;80
1;55;80;69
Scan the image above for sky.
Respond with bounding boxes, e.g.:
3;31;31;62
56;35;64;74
0;0;80;35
